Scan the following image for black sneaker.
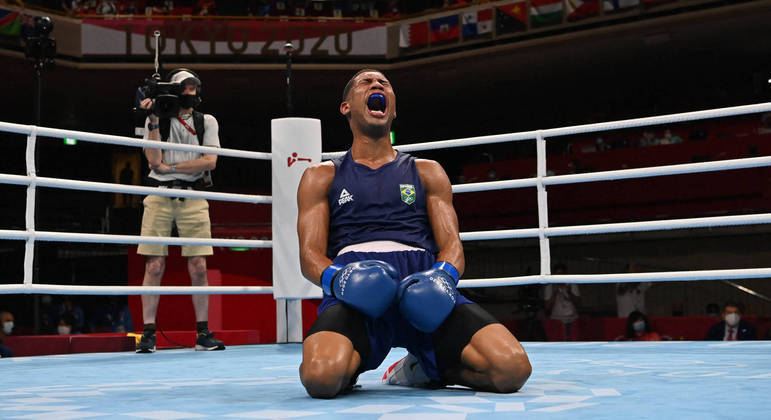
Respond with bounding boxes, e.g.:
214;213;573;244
195;330;225;351
136;331;156;353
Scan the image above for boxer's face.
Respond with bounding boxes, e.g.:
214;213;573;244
341;71;396;129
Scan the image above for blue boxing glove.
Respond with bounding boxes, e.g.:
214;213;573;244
320;260;399;318
397;261;460;333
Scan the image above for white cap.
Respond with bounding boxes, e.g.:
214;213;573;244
169;70;201;86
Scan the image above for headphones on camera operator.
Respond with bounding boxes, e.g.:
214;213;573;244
134;68;213;189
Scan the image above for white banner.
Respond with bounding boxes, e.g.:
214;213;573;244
271;118;322;299
80;19;386;57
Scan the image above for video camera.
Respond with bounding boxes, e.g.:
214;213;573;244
137;77;186;119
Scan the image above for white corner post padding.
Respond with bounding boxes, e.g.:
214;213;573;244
271;118;322;342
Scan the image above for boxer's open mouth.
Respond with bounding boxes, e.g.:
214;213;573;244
367;93;386;117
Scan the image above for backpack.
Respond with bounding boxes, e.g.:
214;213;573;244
159;111;205;145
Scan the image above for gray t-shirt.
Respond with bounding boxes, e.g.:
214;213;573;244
144;113;220;182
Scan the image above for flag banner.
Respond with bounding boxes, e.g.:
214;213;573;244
399;21;429;48
603;0;640;11
0;9;20;36
567;0;599;20
530;0;563;27
496;2;527;35
462;8;493;39
430;14;460;43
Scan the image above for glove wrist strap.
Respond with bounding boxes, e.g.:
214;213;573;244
432;261;459;285
321;264;343;296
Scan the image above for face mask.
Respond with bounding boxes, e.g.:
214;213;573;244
725;313;740;327
2;321;12;335
632;321;645;332
58;325;72;335
179;94;200;109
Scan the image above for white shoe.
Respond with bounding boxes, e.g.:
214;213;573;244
382;353;430;387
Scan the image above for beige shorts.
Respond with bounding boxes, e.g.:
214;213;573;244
137;195;213;257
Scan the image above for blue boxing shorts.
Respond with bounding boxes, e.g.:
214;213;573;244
306;243;497;382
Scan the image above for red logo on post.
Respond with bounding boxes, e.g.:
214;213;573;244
287;152;312;167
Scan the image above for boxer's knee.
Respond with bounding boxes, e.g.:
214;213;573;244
487;349;532;393
299;356;350;398
464;324;532;393
300;331;360;399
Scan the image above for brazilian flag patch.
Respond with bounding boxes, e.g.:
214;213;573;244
400;184;416;205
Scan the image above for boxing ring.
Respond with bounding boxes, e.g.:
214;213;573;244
2;102;771;418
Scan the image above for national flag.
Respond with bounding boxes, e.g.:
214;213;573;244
566;0;599;20
495;2;527;35
462;8;493;39
429;14;460;43
603;0;640;11
0;10;21;36
530;0;563;27
399;21;429;49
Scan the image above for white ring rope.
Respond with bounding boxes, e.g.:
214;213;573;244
0;284;274;295
0;230;270;247
457;268;771;288
460;213;771;241
0;173;271;204
0;121;271;161
452;156;771;193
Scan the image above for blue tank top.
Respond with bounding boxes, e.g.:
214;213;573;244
327;150;438;258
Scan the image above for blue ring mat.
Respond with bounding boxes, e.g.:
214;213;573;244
1;341;769;419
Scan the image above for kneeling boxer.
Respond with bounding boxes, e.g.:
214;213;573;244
296;68;532;398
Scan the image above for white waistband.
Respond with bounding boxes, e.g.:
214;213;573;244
337;240;425;256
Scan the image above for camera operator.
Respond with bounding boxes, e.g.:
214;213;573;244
135;68;225;353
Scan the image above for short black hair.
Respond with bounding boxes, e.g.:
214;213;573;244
625;310;652;338
342;68;386;102
724;301;744;313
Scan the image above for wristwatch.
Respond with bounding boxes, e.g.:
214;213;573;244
169;164;177;173
147;121;160;131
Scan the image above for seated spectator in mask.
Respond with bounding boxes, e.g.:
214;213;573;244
1;310;14;357
615;310;661;341
706;302;756;341
57;313;80;335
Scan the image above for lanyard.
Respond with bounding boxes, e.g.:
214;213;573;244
177;117;196;135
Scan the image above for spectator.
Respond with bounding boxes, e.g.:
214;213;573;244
615;310;661;341
123;1;137;14
195;0;214;15
61;0;84;15
270;0;288;16
543;263;580;341
57;312;79;335
382;0;400;17
616;264;651;318
96;0;118;14
55;297;86;333
0;310;14;358
89;296;134;333
705;302;720;318
248;0;270;15
639;130;658;147
595;136;610;151
705;302;757;340
659;129;683;144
